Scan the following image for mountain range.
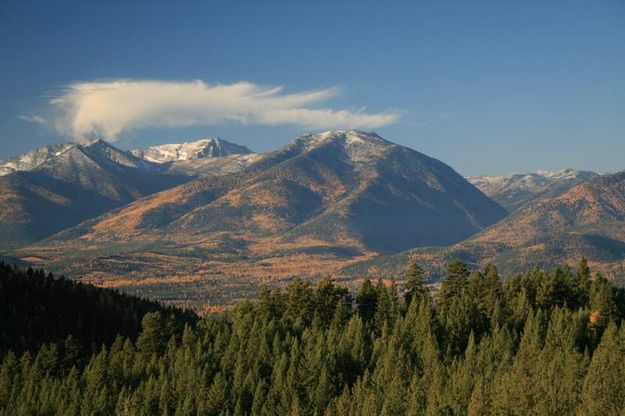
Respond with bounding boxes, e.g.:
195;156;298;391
468;169;598;211
0;137;268;251
0;139;189;249
1;131;622;307
343;170;625;281
130;138;253;163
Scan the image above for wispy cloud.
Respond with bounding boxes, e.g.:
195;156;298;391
18;114;46;124
49;80;400;141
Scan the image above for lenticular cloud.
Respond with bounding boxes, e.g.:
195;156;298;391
50;80;400;141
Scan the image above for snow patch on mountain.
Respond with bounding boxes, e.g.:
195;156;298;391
469;169;596;191
469;168;599;211
132;138;252;163
163;152;265;177
290;130;392;164
0;143;74;176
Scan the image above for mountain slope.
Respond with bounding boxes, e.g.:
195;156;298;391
474;171;625;244
343;171;625;280
0;139;190;249
0;263;197;355
49;130;507;251
0;143;75;175
11;130;508;305
468;169;598;211
131;138;261;177
131;138;252;162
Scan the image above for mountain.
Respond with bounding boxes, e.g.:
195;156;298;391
160;152;264;177
10;130;508;306
0;139;190;249
343;170;625;281
131;138;253;163
131;138;262;177
46;130;508;251
468;168;598;211
0;143;75;176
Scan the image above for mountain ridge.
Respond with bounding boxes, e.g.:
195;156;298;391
9;130;508;305
468;168;598;211
342;170;625;281
131;137;253;163
0;139;191;249
0;143;75;176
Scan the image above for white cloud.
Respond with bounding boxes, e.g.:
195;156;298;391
18;114;46;124
49;80;400;141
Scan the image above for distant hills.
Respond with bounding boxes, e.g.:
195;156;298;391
1;131;623;307
468;168;598;211
343;170;625;281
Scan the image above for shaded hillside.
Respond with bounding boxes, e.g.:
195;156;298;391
0;262;197;357
469;169;598;211
343;171;625;281
0;139;190;249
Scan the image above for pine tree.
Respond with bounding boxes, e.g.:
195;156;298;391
136;312;167;357
0;352;17;407
313;366;334;415
580;323;625;415
404;261;427;306
589;274;618;330
576;257;591;305
438;260;469;313
250;379;267;416
356;279;378;323
373;279;399;332
315;277;351;329
63;335;83;368
495;310;545;414
204;372;229;416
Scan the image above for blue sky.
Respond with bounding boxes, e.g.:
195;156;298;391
0;0;623;176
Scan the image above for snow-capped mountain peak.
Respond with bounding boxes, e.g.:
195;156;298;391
288;130;393;163
469;169;595;188
468;168;598;211
131;138;252;163
0;143;74;175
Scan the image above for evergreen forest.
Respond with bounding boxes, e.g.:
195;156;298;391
1;260;625;415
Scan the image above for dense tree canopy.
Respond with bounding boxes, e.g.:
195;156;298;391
0;262;197;357
1;259;624;415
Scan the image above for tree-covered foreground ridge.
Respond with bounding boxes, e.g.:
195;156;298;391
1;260;625;415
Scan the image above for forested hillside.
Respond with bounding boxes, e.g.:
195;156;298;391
1;261;625;415
0;263;197;357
